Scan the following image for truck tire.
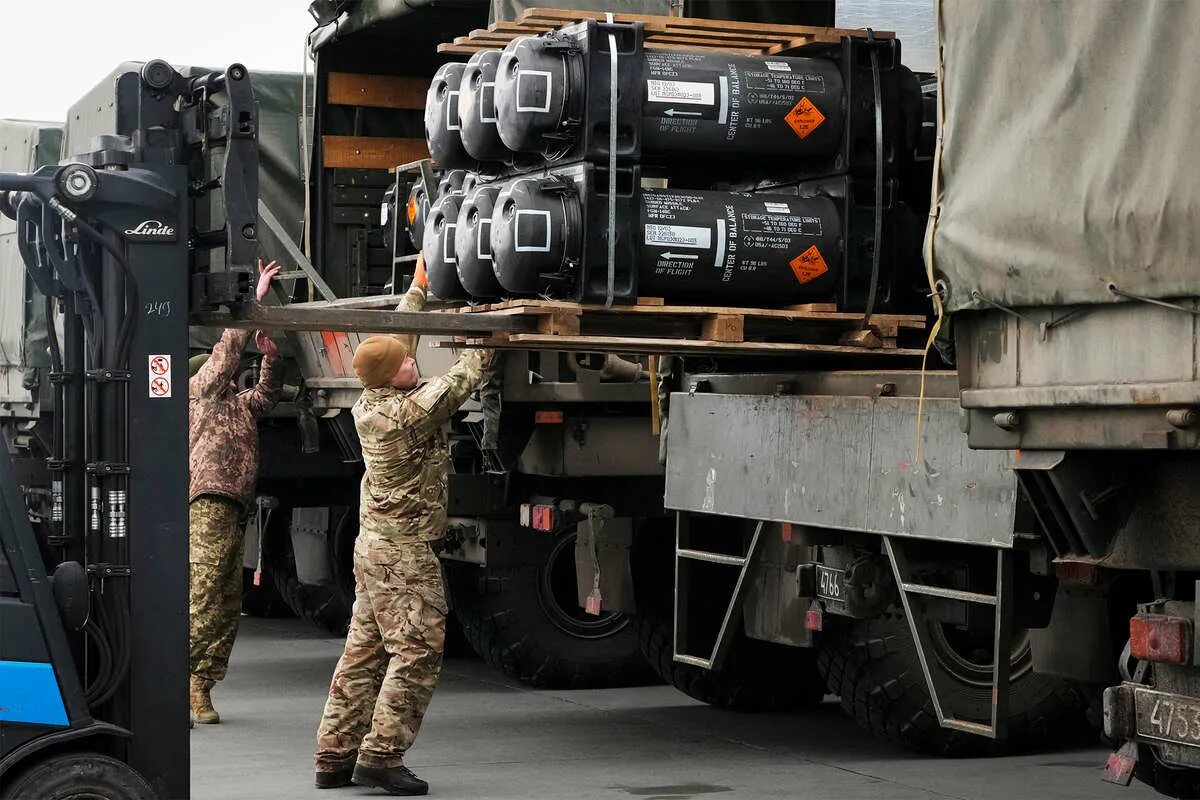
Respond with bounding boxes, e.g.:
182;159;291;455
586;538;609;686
632;610;826;711
1;753;154;800
266;507;352;636
1135;745;1200;800
448;533;653;688
818;610;1084;756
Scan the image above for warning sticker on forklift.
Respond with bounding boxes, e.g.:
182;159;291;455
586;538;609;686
148;354;172;398
789;245;829;284
647;79;715;106
785;96;826;139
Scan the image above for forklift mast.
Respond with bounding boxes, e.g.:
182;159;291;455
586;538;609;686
0;60;257;799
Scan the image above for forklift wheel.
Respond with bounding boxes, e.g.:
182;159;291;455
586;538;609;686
1;752;154;800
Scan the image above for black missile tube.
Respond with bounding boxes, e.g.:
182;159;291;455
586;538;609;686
485;164;920;310
459;50;510;163
490;20;915;180
425;62;473;170
455;183;505;298
423;192;469;300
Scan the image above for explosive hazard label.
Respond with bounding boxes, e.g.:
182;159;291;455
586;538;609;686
785;96;826;140
148;354;172;398
789;245;829;285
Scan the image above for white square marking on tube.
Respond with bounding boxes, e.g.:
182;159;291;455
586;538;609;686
480;82;497;122
516;70;553;113
477;219;493;259
443;224;457;263
514;209;552;252
446;91;461;130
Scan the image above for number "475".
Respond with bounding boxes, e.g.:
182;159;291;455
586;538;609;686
1150;698;1200;742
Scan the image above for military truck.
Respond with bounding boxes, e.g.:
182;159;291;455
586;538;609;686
0;119;61;434
556;3;1200;798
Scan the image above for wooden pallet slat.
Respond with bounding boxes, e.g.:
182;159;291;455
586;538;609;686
322;135;428;170
327;72;428;110
429;298;926;357
441;7;895;57
441;333;924;358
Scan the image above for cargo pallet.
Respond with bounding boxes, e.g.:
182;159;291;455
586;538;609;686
438;7;893;57
434;299;925;357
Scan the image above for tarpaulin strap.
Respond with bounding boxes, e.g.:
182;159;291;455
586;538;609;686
1108;282;1200;316
605;12;618;309
859;28;884;330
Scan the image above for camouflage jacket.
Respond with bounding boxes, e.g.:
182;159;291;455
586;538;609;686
189;329;282;511
353;284;491;541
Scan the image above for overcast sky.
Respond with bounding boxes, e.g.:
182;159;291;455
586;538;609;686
0;1;317;122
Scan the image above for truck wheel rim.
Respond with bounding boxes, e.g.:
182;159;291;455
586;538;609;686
536;530;629;640
927;622;1034;689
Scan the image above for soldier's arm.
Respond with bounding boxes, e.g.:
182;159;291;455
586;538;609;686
246;350;283;418
391;253;428;352
408;348;493;427
190;329;250;398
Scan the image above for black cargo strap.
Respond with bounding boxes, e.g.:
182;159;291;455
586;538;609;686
605;12;618;308
860;29;884;330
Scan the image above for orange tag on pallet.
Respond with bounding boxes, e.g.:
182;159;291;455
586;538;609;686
789;245;829;285
785;96;826;140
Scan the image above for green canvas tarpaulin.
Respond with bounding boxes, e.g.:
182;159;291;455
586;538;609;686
929;0;1200;312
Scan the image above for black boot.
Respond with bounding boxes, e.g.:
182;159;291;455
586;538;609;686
352;764;429;796
314;768;355;789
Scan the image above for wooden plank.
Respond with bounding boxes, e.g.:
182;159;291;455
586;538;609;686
700;313;745;343
519;8;893;40
785;302;838;312
194;303;537;336
443;298;925;328
649;29;797;46
327;72;427;110
438;43;486;55
536;309;582;336
444;333;923;358
322;136;428;170
636;297;666;306
644;41;764;55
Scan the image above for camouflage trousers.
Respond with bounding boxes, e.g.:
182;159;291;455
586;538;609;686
314;529;448;771
189;495;245;683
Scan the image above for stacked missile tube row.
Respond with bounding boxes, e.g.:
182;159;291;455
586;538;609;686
409;17;931;314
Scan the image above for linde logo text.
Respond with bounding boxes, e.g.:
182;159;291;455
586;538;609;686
124;220;176;237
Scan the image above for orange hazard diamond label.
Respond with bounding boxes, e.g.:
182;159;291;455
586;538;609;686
789;245;829;285
407;194;419;225
785;96;826;140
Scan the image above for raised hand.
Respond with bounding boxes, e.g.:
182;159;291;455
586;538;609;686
256;259;282;302
254;330;278;358
413;251;428;289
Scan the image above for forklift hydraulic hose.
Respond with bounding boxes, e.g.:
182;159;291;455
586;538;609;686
62;206;139;368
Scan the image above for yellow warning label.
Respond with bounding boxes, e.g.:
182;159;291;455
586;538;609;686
407;195;419;225
785;96;826;140
789;245;829;285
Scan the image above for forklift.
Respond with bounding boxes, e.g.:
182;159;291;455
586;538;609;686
0;59;258;799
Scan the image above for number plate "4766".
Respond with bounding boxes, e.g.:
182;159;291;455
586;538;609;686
1135;687;1200;748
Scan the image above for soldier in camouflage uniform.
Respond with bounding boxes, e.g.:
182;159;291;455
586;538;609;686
314;256;491;795
188;259;282;724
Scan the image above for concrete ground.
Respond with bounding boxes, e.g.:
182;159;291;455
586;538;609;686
192;617;1157;800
